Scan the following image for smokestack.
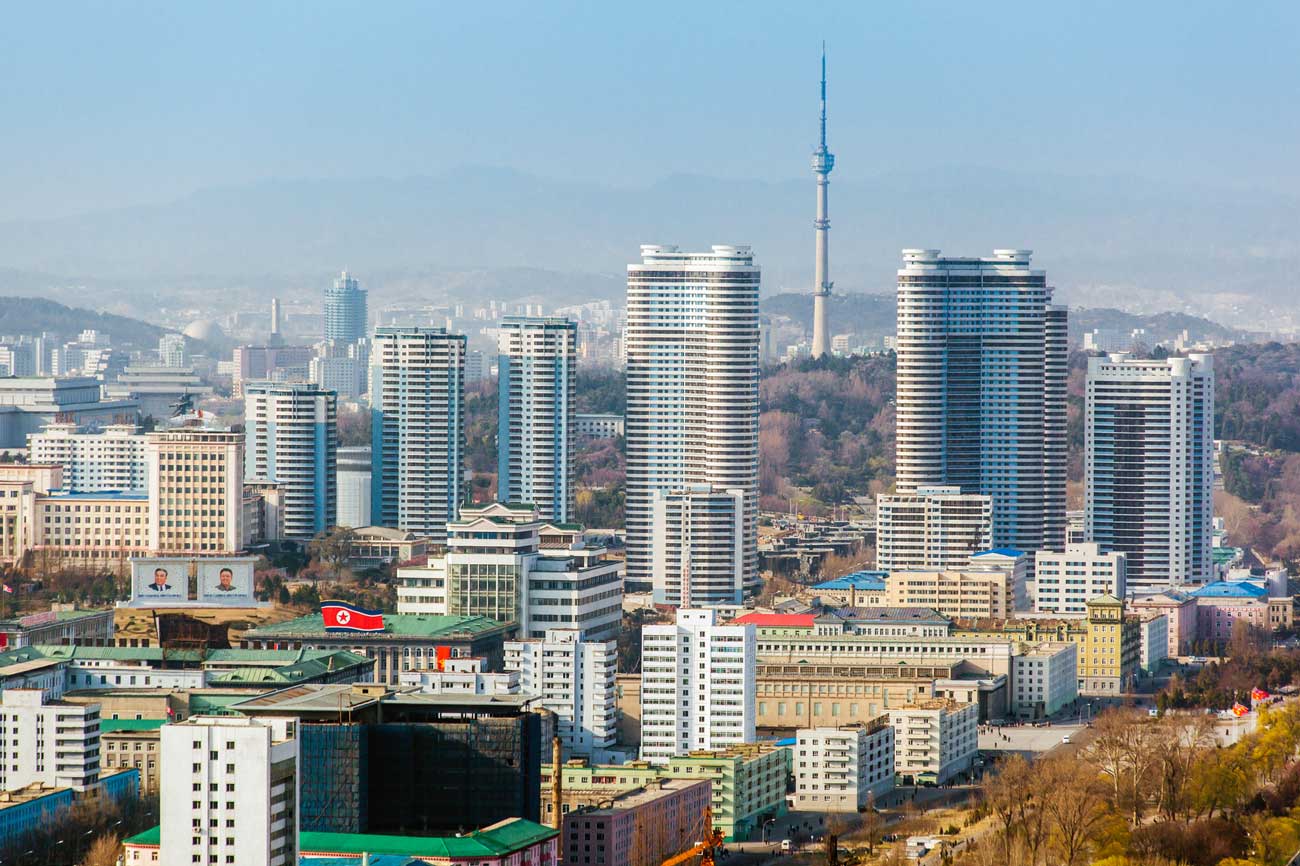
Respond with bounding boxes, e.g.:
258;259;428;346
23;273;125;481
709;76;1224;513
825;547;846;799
551;734;563;829
270;298;282;337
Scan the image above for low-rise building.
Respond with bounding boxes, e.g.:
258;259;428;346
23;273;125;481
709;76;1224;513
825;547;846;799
1129;590;1197;657
398;656;519;695
100;718;165;794
561;779;711;866
883;567;1016;620
793;720;895;812
1010;642;1077;720
0;607;114;650
1191;581;1292;644
755;661;950;731
345;525;428;568
808;571;887;608
888;700;978;786
574;414;625;438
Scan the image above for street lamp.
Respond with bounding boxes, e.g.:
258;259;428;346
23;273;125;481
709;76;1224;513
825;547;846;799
762;818;777;844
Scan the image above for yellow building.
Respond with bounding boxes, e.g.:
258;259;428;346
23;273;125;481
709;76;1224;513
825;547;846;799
35;490;150;574
884;569;1013;620
995;594;1140;696
146;428;243;555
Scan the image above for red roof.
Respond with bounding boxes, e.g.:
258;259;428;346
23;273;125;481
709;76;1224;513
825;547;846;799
731;613;816;627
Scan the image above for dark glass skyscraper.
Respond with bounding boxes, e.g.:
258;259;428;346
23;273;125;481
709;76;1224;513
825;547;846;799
324;270;368;342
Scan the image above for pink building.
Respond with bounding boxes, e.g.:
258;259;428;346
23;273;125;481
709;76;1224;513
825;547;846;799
562;779;712;866
1129;590;1196;656
1190;581;1286;643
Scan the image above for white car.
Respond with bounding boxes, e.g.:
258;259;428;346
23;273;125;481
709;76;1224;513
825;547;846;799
1061;735;1071;744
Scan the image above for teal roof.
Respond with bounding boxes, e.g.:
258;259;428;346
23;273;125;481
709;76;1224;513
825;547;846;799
1191;581;1269;599
814;571;888;591
101;719;167;733
247;613;508;638
125;826;160;846
973;548;1025;558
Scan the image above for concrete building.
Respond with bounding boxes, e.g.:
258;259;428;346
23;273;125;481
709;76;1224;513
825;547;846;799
232;345;314;396
243;381;338;540
398;656;519;695
542;744;789;842
640;609;755;762
105;365;213;420
345;525;426;568
1190;581;1287;644
370;327;465;544
506;628;618;760
158;333;187;368
100;718;165;794
1034;543;1128;614
574;414;624;438
309;351;367;401
1129;590;1197;656
35;489;150;573
28;423;147;491
894;249;1067;555
0;376;138;449
888;699;978;786
159;715;299;866
875;486;993;572
335;445;371;529
754;661;952;730
324;271;369;343
0;607;114;651
754;627;1018;683
650;485;747;607
625;245;760;597
808;572;888;607
498;316;577;524
793;720;895;812
1010;642;1078;720
1086;353;1214;591
0;689;101;791
0;769;137;851
884;566;1016;620
1139;614;1168;674
146;427;243;555
560;778;712;866
1078;595;1142;695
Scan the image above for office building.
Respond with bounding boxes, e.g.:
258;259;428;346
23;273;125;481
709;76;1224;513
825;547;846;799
793;720;895;812
35;489;150;573
754;660;952;730
875;486;992;572
0;377;138;449
370;327;466;544
1033;543;1128;614
28;423;147;491
625;245;760;597
1011;642;1078;720
888;699;978;786
498;317;577;523
243;382;338;540
146;428;244;555
640;609;755;762
324;271;368;343
506;629;617;759
159;715;299;866
894;249;1067;554
650;485;747;607
1085;353;1214;591
0;690;101;792
336;445;371;528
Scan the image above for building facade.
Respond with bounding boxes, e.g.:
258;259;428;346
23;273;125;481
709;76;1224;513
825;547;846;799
323;271;369;343
498;317;577;524
894;249;1067;554
0;689;101;792
146;428;244;555
888;699;978;786
1033;543;1128;614
625;245;760;598
28;423;147;491
793;720;895;812
875;486;992;572
370;327;465;544
650;485;747;607
244;382;338;540
506;629;618;760
1086;353;1215;592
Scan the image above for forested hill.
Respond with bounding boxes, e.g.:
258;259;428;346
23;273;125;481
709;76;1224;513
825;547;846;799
0;297;180;348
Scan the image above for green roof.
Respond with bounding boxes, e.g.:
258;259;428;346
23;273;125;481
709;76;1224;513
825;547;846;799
125;826;160;846
246;613;508;638
187;694;247;715
102;719;167;733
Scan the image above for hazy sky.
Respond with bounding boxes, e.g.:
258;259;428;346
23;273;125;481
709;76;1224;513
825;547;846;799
3;1;1297;221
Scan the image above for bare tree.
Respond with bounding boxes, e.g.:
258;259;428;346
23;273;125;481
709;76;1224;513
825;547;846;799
83;832;121;866
853;793;886;855
1040;759;1109;866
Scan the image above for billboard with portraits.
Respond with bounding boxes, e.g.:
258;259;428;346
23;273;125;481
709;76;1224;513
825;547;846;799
130;559;189;603
195;559;256;606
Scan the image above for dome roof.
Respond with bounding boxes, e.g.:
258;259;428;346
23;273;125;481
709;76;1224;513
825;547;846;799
182;319;224;341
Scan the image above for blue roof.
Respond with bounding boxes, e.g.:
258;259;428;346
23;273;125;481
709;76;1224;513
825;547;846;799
973;548;1025;558
813;571;888;591
774;737;797;747
45;489;148;500
1191;581;1269;599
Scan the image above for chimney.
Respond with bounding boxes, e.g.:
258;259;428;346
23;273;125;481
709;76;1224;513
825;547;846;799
270;298;282;338
551;734;563;829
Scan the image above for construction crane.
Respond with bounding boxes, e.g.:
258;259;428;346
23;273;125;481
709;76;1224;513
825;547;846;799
659;808;724;866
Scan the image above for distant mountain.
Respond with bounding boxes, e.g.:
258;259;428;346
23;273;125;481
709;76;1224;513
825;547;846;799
0;297;185;350
0;165;1295;327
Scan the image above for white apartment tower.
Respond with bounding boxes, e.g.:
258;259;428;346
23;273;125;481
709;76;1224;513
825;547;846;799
650;485;746;607
497;317;577;523
894;249;1067;554
336;445;371;528
146;428;244;555
639;609;755;763
244;382;338;541
1085;353;1214;592
625;245;760;600
875;485;993;572
1034;543;1128;614
28;423;147;491
505;628;618;760
369;327;466;544
160;716;299;866
0;690;101;792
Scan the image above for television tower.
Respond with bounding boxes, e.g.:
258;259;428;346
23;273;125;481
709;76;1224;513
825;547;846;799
810;44;835;359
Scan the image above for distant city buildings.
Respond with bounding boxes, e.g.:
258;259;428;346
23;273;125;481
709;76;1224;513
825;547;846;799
894;249;1067;555
0;377;138;449
625;245;760;600
243;381;338;540
157;333;187;368
324;270;369;343
1086;353;1215;592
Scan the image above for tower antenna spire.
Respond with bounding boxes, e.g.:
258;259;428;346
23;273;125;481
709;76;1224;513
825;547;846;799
820;41;828;150
810;43;835;359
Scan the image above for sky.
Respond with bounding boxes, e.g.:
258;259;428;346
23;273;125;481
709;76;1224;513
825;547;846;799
1;1;1298;221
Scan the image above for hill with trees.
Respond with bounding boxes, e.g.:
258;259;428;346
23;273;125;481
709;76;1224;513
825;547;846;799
0;296;188;349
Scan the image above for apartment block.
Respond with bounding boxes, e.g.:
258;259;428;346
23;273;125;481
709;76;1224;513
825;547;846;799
1034;543;1127;614
792;720;895;812
888;699;978;786
506;628;618;760
875;486;992;572
0;690;101;792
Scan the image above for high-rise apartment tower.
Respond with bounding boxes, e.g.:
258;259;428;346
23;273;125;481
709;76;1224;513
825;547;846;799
324;270;369;343
244;381;338;540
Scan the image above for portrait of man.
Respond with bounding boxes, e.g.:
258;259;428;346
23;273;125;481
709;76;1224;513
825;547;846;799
214;567;237;592
148;567;172;592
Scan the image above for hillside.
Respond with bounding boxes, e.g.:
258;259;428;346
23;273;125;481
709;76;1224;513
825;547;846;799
0;296;188;349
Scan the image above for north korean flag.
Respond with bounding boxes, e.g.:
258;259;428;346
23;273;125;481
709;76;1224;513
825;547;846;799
321;601;385;632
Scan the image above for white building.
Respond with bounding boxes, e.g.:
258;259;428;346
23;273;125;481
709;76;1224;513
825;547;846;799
497;317;577;524
574;414;624;438
1086;353;1215;592
0;689;101;792
398;656;519;695
1139;615;1169;675
1011;642;1078;720
894;249;1067;554
888;699;978;786
639;608;755;763
395;559;446;615
793;721;895;812
505;628;617;760
28;423;147;492
160;715;299;866
369;327;466;544
243;382;338;540
1033;543;1128;614
309;354;367;401
875;486;992;572
158;333;188;368
625;245;760;597
336;445;371;529
650;485;747;607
